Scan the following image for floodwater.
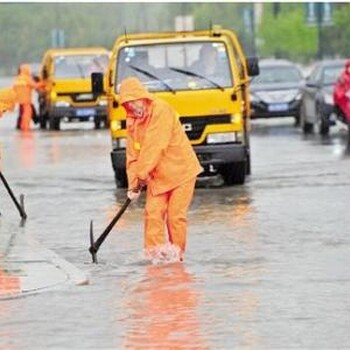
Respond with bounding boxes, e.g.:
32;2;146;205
1;84;350;348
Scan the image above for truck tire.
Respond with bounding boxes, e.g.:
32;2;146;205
94;116;102;129
115;170;128;188
39;113;48;129
221;162;246;186
246;152;251;175
49;116;60;131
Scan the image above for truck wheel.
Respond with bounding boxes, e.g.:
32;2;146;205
94;117;101;129
115;171;128;188
104;116;110;129
49;117;60;131
221;162;246;186
39;113;48;129
246;152;251;175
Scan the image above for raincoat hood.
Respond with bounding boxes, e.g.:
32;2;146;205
119;77;153;105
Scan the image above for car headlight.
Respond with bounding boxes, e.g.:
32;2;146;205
295;92;302;100
231;113;242;124
207;132;236;144
324;93;334;105
249;93;259;103
55;101;70;107
98;100;108;106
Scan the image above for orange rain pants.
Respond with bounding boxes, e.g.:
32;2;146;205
18;103;32;131
144;177;196;252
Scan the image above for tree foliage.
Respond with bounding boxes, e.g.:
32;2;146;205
0;2;349;75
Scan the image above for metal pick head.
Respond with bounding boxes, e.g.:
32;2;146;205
89;220;98;264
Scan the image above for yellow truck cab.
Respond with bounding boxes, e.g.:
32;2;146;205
92;27;259;187
38;47;110;130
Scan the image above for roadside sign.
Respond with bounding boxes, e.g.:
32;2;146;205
306;2;333;26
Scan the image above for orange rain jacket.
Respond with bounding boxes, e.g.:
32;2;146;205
12;64;42;105
0;87;16;117
120;77;203;196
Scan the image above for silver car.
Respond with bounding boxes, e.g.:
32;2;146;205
300;59;345;135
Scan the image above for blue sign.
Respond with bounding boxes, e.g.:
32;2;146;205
306;3;333;26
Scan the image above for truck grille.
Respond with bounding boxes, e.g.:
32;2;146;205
179;115;231;140
57;93;97;103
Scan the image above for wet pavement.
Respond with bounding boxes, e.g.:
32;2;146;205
1;85;350;348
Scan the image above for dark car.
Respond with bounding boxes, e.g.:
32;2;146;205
300;59;346;135
249;59;304;125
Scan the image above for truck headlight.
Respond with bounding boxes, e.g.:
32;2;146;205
98;100;108;106
50;91;57;100
55;101;70;107
231;113;242;124
207;132;236;144
111;120;122;131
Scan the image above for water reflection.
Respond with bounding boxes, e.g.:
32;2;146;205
16;132;36;169
123;263;208;349
0;234;21;298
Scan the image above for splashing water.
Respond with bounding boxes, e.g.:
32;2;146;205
144;243;183;265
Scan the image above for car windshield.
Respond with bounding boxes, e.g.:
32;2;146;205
251;66;302;84
322;65;343;85
115;41;233;92
54;54;109;79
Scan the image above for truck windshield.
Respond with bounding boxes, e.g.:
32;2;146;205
115;41;233;92
54;54;109;79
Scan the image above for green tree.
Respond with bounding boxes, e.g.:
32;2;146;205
258;3;317;63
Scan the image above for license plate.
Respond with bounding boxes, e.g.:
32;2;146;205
268;103;288;112
76;108;96;117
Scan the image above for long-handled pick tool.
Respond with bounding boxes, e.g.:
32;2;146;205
89;197;132;264
0;171;27;220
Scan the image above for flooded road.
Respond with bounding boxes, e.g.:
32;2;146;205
1;101;350;348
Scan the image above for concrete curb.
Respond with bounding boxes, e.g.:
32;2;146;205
0;233;88;300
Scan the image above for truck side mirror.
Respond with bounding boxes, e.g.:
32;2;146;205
91;72;104;95
246;57;259;77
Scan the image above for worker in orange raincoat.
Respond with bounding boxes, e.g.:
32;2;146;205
119;77;202;262
0;87;17;159
12;64;43;131
0;87;16;118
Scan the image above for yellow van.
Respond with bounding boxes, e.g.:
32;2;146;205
38;47;110;130
92;27;259;187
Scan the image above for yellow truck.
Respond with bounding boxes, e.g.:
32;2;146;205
92;27;259;187
38;47;110;130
